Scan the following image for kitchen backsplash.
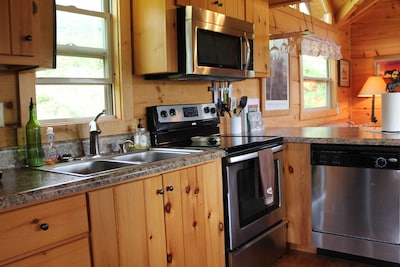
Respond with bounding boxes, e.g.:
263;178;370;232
0;134;133;169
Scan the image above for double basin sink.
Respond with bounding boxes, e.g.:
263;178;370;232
37;148;204;176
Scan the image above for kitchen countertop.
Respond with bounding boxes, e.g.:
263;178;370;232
0;149;225;211
263;126;400;146
3;126;400;212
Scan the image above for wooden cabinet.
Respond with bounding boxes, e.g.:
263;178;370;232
284;143;314;252
88;159;225;267
176;0;245;19
0;194;91;266
0;0;55;69
245;0;270;77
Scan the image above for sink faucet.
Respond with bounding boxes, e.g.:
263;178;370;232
89;110;106;156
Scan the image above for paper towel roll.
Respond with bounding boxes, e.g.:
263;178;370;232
382;93;400;132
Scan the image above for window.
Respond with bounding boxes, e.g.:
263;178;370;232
36;0;113;122
301;55;332;110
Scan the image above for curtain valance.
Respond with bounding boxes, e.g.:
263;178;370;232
301;35;342;60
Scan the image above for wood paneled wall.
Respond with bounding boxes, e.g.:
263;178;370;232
0;0;365;148
350;0;400;126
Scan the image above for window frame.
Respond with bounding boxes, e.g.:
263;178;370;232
300;55;338;121
35;2;115;124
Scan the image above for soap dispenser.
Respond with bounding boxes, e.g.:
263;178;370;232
134;118;150;149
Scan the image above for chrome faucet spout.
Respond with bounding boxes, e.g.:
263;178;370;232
89;110;106;156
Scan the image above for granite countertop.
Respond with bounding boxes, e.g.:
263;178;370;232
0;149;225;211
263;126;400;146
3;126;400;212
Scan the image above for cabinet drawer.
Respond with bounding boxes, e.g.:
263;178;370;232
4;237;91;267
0;194;88;262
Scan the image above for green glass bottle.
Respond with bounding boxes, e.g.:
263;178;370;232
26;97;43;167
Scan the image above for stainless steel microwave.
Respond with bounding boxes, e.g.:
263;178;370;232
145;6;255;81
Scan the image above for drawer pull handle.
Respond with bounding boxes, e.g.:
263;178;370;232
25;35;33;41
40;223;49;231
166;185;174;191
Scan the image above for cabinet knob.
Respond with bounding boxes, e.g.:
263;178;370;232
40;223;49;231
25;35;33;41
166;185;174;191
156;189;164;195
213;0;223;6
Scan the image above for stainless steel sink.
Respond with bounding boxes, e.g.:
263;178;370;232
37;148;204;176
109;148;202;164
37;160;136;176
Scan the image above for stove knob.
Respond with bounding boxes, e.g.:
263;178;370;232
169;108;176;116
375;157;387;168
160;110;168;118
210;107;216;114
204;106;210;113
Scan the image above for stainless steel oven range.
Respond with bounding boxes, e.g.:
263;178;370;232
147;103;287;267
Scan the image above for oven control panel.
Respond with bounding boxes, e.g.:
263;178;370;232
155;103;218;123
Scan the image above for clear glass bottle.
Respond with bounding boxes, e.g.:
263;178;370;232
134;118;150;149
26;98;43;167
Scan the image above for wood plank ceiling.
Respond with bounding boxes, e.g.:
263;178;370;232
269;0;385;26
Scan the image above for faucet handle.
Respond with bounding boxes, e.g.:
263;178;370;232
119;139;134;153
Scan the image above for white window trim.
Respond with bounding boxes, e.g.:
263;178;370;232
35;1;114;124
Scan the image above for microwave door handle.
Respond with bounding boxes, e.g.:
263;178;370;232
243;33;251;71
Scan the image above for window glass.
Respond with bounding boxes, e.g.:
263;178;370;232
57;11;106;49
36;0;113;122
37;56;105;78
302;55;331;109
36;85;109;120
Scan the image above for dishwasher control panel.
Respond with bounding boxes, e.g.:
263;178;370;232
311;144;400;169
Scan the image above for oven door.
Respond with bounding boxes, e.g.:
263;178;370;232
225;145;286;250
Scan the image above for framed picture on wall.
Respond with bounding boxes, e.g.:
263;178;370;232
374;55;400;77
338;59;350;87
262;39;290;116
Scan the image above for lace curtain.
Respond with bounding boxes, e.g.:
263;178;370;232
300;35;342;60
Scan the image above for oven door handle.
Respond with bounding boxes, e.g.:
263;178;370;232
227;144;285;164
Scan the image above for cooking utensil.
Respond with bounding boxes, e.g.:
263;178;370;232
237;96;248;115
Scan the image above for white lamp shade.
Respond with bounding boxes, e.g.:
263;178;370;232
358;76;387;97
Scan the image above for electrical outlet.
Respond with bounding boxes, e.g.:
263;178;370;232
0;103;4;127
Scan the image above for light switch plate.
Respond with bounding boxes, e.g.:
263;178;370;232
0;103;4;127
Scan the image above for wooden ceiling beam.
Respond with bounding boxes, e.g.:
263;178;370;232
335;0;380;26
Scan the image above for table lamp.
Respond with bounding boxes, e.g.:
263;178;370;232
358;76;387;123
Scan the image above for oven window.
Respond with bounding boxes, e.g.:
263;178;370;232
197;29;241;69
237;159;279;227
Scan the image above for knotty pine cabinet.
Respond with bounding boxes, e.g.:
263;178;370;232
0;194;91;266
0;0;55;70
245;0;270;77
175;0;245;20
133;0;249;75
284;143;314;252
88;159;225;267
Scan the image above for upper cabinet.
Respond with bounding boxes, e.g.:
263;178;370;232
0;0;55;70
245;0;270;77
176;0;245;19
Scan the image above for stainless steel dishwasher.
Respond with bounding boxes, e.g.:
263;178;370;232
311;144;400;264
